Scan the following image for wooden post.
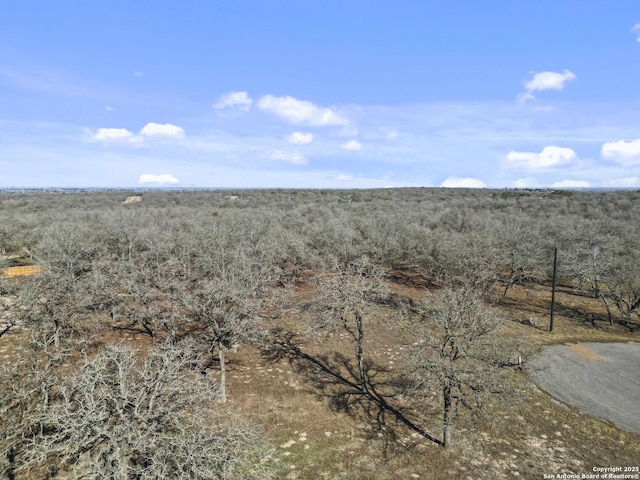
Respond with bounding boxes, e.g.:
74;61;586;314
550;246;557;332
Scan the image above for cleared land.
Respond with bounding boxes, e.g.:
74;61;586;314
529;342;640;433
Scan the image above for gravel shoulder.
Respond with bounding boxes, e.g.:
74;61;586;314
528;342;640;433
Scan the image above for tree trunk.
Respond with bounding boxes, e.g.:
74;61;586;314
53;320;61;348
592;276;600;299
6;447;16;480
354;311;368;394
599;292;613;325
442;384;452;448
218;342;227;402
117;439;130;479
503;280;511;298
550;246;558;332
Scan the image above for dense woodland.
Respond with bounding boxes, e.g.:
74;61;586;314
1;188;639;479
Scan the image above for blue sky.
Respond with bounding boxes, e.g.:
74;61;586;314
2;1;640;189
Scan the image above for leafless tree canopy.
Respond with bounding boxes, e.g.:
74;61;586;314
21;343;277;479
406;284;523;447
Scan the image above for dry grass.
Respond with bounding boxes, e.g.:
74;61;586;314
497;281;636;346
564;343;612;361
1;265;46;277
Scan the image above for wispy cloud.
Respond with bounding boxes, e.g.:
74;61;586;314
0;65;104;99
440;177;486;188
0;64;163;106
550;179;591;188
285;132;313;144
139;173;179;184
506;146;578;170
340;140;362;151
605;176;639;187
632;23;640;42
513;177;540;188
334;174;354;181
213;91;253;111
380;127;398;140
269;150;307;164
257;95;349;126
518;69;576;103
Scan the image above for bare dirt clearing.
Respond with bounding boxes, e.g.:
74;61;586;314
529;342;640;433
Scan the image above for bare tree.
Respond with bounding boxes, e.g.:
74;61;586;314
0;283;18;340
556;220;614;299
16;219;105;350
22;343;278;479
1;339;66;479
36;221;99;279
104;258;173;338
405;283;525;448
496;218;544;297
179;275;268;402
18;271;95;351
599;248;640;327
177;216;285;401
312;258;388;394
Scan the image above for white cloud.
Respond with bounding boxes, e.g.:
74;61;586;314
550;180;591;188
601;138;640;165
518;69;576;103
632;23;640;42
440;177;486;188
139;122;185;138
334;174;354;181
17;97;640;189
92;127;138;144
513;177;540;188
105;105;114;112
90;123;185;145
605;177;639;187
257;95;349;126
380;127;398;140
285;132;314;144
139;174;179;184
506;146;578;170
341;140;362;151
133;71;144;77
516;92;536;105
525;69;576;92
269;150;307;164
213;91;253;111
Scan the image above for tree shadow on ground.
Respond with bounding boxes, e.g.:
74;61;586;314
263;329;441;446
386;267;438;290
552;300;640;332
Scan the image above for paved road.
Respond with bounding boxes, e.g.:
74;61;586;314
528;342;640;433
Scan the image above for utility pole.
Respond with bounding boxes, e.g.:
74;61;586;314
550;246;558;332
